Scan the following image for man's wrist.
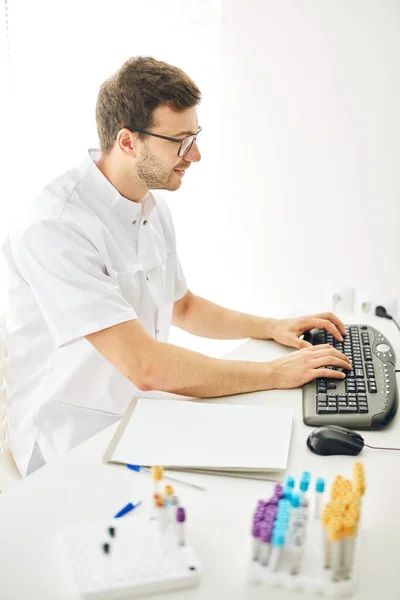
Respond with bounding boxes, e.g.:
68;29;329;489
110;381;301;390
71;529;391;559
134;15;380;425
250;316;279;340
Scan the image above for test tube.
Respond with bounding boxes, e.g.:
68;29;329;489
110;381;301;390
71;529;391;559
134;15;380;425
290;523;306;575
329;521;343;582
176;507;186;546
151;466;163;496
314;477;325;519
154;493;167;531
321;505;332;569
269;531;285;571
164;485;174;522
343;526;356;580
259;525;272;566
251;521;261;561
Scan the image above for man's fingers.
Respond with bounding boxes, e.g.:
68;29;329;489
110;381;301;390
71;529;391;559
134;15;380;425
311;312;347;337
312;356;352;370
308;318;344;342
298;339;312;349
311;345;351;365
313;368;346;380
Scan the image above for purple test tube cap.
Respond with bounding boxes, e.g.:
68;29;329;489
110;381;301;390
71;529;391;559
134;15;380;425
176;507;186;523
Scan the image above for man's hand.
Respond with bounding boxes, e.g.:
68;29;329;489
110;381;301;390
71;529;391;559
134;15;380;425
268;344;352;389
271;312;347;349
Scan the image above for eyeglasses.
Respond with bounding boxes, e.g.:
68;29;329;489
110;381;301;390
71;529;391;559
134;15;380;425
126;126;202;157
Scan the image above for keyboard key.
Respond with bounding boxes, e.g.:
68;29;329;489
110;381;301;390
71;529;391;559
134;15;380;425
338;406;358;413
359;406;368;413
327;383;337;390
317;406;338;414
355;369;364;378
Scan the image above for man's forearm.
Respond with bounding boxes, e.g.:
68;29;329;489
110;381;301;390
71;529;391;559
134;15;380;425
173;293;278;340
145;340;277;397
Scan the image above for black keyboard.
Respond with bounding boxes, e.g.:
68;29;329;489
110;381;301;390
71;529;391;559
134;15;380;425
302;324;398;429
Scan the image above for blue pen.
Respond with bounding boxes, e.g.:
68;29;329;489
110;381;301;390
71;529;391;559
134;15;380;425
113;501;142;519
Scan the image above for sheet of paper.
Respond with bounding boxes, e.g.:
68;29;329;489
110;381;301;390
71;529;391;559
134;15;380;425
106;399;293;472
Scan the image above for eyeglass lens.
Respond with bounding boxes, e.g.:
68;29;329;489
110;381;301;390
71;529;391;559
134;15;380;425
179;136;195;157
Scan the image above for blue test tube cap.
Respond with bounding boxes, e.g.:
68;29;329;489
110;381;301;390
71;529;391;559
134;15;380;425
283;489;292;502
315;477;325;493
284;475;295;489
301;471;311;481
299;478;309;492
291;492;301;508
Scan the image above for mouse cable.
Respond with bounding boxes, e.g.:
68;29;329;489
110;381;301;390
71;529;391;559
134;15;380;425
364;443;400;451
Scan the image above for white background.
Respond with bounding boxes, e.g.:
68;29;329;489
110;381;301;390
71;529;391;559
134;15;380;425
1;0;399;357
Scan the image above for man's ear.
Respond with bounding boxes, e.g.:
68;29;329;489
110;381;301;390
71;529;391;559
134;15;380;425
117;129;137;157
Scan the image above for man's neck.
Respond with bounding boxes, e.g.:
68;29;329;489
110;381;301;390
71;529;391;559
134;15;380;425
95;154;149;203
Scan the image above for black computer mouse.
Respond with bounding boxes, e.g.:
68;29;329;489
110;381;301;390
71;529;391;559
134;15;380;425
307;425;364;456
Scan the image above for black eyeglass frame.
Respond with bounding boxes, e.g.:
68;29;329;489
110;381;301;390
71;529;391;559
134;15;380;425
117;126;202;157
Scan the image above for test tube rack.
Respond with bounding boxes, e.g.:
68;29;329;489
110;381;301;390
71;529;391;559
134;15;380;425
57;465;202;599
248;463;365;597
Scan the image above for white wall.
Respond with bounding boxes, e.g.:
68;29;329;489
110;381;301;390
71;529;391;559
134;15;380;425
2;1;400;358
218;0;400;320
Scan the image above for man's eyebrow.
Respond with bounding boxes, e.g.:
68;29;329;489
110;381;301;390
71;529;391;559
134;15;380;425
172;126;199;137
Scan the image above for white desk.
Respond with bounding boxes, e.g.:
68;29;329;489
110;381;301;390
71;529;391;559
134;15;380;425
0;313;400;600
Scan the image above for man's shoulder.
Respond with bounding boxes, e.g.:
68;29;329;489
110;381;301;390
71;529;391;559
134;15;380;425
8;162;92;240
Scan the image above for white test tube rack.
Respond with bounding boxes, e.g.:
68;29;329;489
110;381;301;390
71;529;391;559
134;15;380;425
247;493;360;596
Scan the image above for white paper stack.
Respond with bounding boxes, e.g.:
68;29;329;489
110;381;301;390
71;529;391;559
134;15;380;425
104;398;293;479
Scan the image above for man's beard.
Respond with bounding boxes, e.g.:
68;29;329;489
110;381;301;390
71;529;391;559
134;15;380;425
136;144;181;191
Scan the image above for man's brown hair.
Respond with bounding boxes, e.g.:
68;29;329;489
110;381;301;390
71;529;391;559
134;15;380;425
96;56;201;154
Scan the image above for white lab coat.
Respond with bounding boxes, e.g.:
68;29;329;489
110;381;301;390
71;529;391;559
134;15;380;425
2;149;188;476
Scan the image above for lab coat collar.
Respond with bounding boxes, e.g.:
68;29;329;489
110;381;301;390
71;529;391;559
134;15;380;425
79;149;157;225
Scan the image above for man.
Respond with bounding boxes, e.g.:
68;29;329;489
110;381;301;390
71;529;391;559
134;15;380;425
2;57;351;477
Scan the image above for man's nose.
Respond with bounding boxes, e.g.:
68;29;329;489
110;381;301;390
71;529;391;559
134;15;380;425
184;141;201;163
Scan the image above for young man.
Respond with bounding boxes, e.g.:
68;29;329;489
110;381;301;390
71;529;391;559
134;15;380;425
2;57;351;477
